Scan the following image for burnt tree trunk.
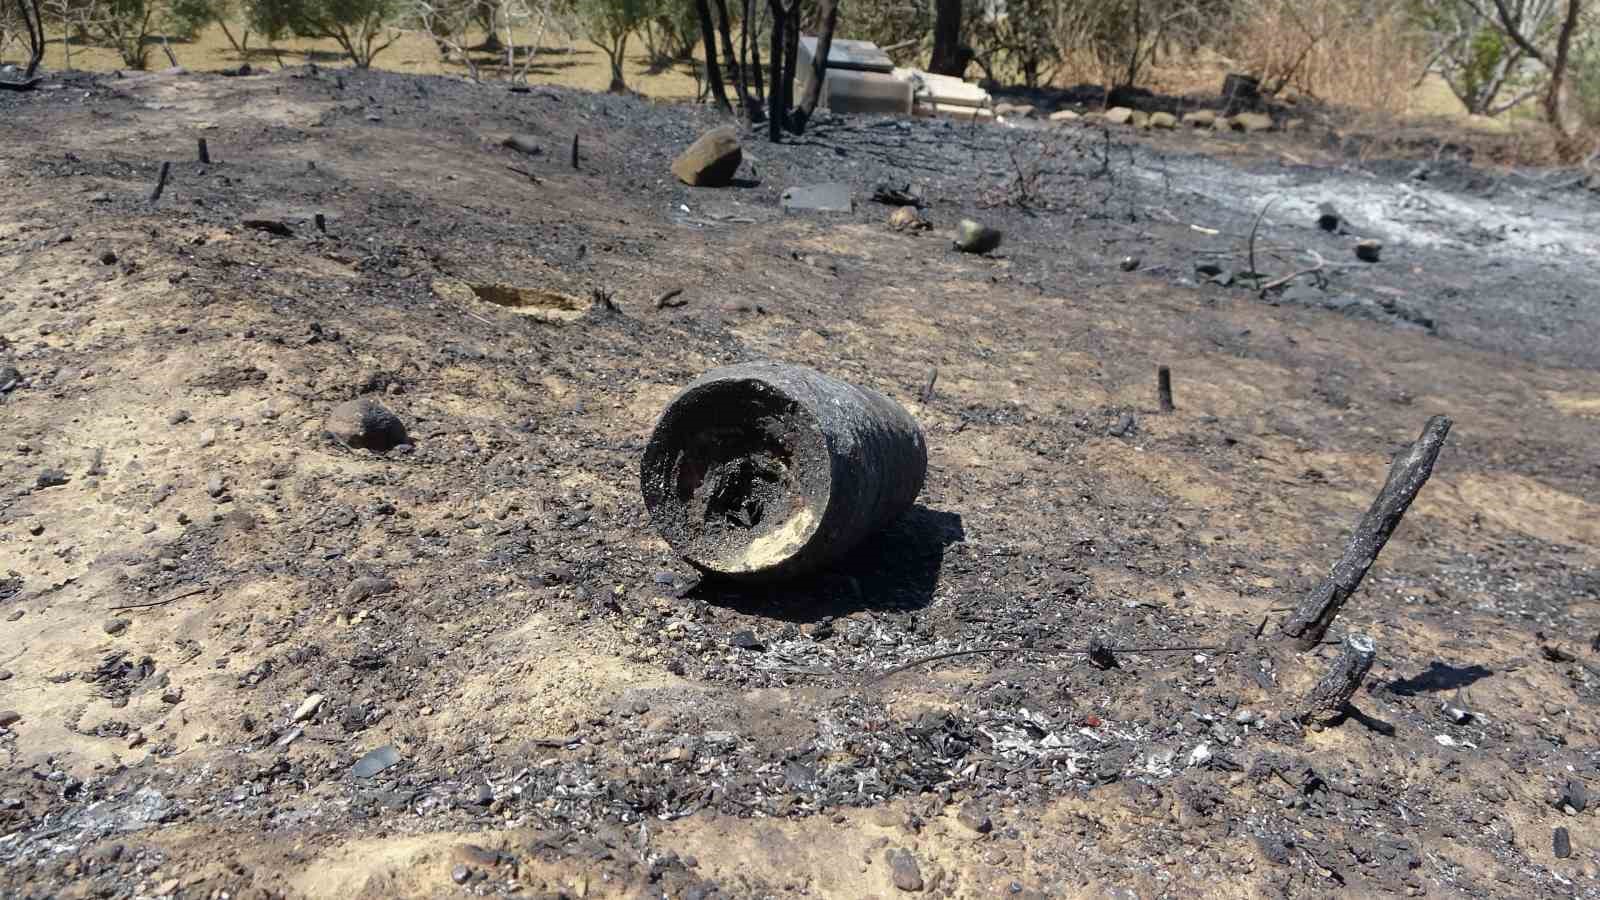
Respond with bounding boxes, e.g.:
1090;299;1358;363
712;0;759;121
767;0;786;141
1280;415;1452;651
781;0;800;125
791;0;837;133
746;0;764;104
695;0;733;113
929;0;964;76
1298;633;1376;722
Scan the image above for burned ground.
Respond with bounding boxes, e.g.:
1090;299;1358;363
1;67;1599;899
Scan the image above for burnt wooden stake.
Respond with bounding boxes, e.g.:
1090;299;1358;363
1280;415;1452;650
1157;366;1174;412
571;133;580;170
149;161;171;203
197;138;210;164
314;213;327;234
1298;632;1375;722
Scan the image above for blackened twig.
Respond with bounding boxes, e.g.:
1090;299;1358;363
1280;415;1452;650
149;161;171;203
571;133;580;170
1157;365;1174;412
107;585;208;612
1298;633;1376;721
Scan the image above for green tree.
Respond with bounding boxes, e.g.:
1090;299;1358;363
248;0;401;67
575;0;648;91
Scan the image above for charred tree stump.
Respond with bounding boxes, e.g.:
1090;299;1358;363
149;161;172;203
1297;633;1376;722
1157;366;1174;413
197;138;210;164
640;362;927;581
1280;415;1452;651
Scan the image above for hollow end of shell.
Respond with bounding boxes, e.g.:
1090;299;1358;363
641;378;833;578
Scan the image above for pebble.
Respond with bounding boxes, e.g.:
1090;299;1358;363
957;801;993;834
198;428;216;448
1119;256;1140;272
0;670;10;681
35;469;69;489
168;409;190;425
207;474;225;498
1355;239;1382;263
1555;826;1573;859
886;848;924;891
103;618;129;635
0;711;20;727
159;557;178;571
451;864;471;884
140;522;157;534
325;398;409;452
292;693;325;723
176;511;191;525
27;523;43;536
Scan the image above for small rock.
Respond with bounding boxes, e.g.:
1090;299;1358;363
1234;111;1273;132
292;693;325;722
671;126;743;187
954;219;1002;254
351;745;402;777
104;618;129;636
99;249;118;265
1560;779;1589;814
0;670;11;681
1211;116;1234;132
206;473;225;498
1119;256;1139;272
501;134;542;156
168;409;190;425
1107;413;1136;438
957;801;992;834
1148;111;1178;129
886;848;924;891
140;522;157;534
344;576;398;602
889;206;930;232
729;630;764;651
473;782;493;805
451;863;472;884
995;102;1035;118
1048;109;1080;122
1556;826;1573;859
1355;239;1382;262
0;711;20;727
1316;202;1341;232
1182;110;1216;128
27;523;43;536
197;428;216;448
34;469;68;489
326;398;408;452
1102;106;1134;125
1131;110;1151;129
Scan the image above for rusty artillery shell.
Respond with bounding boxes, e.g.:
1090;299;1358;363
640;362;927;581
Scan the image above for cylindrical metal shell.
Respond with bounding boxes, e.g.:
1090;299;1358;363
640;362;927;581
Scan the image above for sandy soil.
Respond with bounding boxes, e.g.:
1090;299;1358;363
0;66;1598;900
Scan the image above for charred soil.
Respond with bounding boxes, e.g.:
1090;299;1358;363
1;67;1599;899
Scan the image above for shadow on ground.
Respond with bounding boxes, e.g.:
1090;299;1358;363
689;504;965;622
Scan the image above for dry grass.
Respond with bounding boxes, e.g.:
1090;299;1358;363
23;22;704;100
1221;0;1424;114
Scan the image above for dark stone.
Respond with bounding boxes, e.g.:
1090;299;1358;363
957;801;992;834
1355;239;1382;263
35;469;69;489
954;219;1002;254
1316;202;1341;232
1555;826;1572;858
885;847;924;891
103;618;129;636
1560;778;1589;813
325;399;408;452
0;710;20;727
1119;256;1140;272
729;630;764;651
451;864;472;884
343;576;398;602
